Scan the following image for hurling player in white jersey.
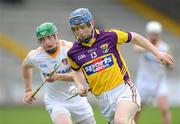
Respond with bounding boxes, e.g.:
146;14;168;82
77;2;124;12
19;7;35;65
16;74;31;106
22;22;96;124
134;21;172;124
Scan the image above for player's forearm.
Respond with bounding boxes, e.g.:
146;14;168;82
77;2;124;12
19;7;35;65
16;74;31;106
131;32;159;56
22;65;33;92
133;44;145;53
71;69;88;96
71;70;85;86
56;72;74;81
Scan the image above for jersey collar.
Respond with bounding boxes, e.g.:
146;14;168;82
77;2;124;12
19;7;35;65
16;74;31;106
81;29;100;47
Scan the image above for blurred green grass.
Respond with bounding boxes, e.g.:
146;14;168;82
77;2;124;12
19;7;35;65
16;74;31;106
0;106;180;124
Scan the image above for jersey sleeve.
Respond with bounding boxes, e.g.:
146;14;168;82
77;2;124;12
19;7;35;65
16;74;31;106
110;29;132;44
23;49;38;67
67;51;80;70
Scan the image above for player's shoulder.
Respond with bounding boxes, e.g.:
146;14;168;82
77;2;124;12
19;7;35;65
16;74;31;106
67;41;80;57
105;28;128;38
59;40;73;50
108;28;125;33
23;47;42;66
94;29;119;40
96;28;117;34
26;47;42;59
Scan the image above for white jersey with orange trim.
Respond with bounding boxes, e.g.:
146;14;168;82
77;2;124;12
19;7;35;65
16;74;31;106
26;40;80;102
136;41;169;102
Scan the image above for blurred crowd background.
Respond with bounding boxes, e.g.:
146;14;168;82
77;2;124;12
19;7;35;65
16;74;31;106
0;0;179;106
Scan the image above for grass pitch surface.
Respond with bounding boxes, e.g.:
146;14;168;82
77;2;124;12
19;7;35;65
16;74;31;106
0;106;179;124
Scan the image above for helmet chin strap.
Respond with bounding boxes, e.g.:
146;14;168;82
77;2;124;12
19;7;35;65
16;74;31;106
45;35;59;54
78;34;93;43
45;46;57;54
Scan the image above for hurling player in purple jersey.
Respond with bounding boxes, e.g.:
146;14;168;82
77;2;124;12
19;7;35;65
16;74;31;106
67;8;174;124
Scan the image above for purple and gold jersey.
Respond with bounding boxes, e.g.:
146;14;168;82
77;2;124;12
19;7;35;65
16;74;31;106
68;29;132;95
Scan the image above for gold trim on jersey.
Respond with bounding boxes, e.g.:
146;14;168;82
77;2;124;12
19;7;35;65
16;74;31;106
110;29;129;44
82;38;96;47
81;29;100;47
67;56;80;70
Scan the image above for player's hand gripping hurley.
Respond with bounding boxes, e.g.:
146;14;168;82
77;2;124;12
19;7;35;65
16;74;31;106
65;88;91;101
31;64;61;98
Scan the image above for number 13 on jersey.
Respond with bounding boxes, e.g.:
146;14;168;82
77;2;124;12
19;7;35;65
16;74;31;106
90;51;97;59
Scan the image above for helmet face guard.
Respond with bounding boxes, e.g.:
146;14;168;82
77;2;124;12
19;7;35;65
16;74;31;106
71;22;93;42
38;34;58;43
35;22;59;54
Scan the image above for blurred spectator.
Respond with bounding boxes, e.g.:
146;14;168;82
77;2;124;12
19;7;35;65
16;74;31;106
134;21;172;124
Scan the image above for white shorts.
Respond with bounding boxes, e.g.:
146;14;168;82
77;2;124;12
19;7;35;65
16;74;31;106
136;76;168;104
45;96;94;123
95;82;141;122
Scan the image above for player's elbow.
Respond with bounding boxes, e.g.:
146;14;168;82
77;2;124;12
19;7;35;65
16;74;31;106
131;32;147;46
130;32;140;41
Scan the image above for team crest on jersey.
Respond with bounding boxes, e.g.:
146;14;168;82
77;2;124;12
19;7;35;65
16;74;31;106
100;43;109;53
62;58;68;65
83;54;114;75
